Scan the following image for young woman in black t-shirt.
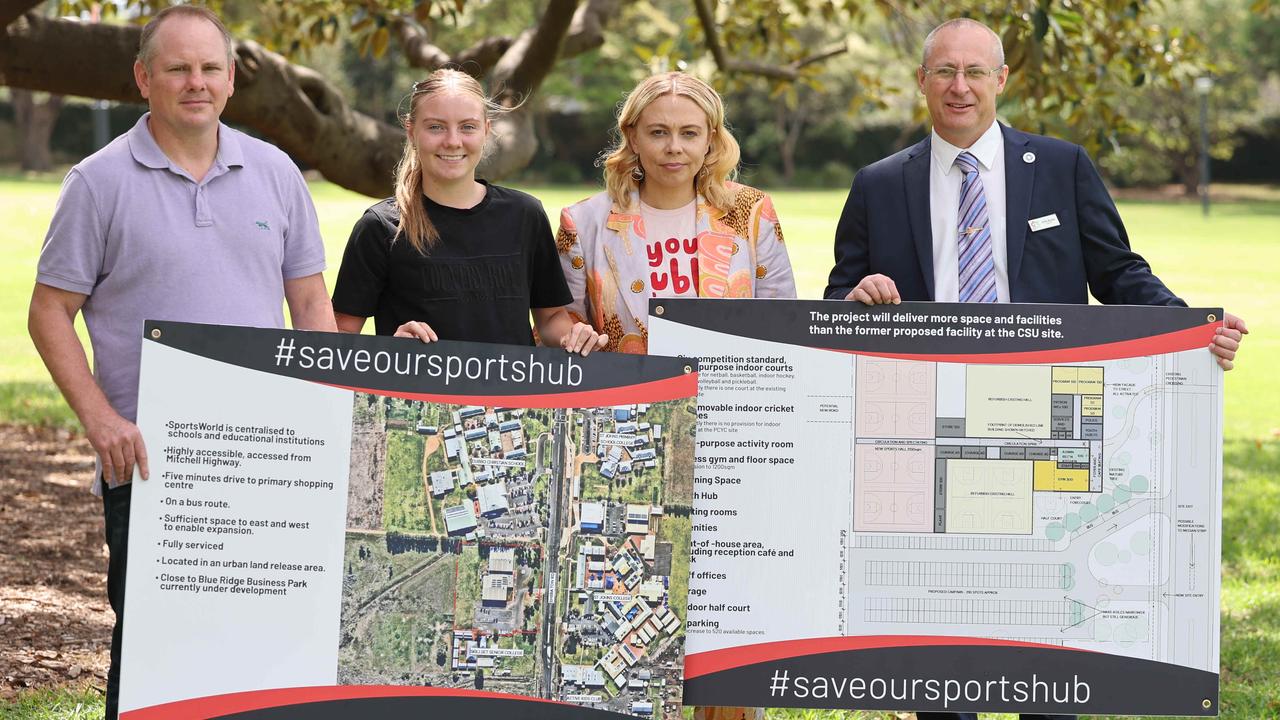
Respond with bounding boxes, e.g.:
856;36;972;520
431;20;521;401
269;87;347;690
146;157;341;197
333;69;606;355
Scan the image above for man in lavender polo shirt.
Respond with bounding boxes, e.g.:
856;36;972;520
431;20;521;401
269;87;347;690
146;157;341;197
27;6;335;718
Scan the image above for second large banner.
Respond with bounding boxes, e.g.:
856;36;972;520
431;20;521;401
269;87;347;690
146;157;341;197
651;299;1223;717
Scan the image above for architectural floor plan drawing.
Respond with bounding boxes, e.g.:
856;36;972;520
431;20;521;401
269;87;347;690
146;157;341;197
652;299;1221;714
847;351;1220;672
853;360;1105;537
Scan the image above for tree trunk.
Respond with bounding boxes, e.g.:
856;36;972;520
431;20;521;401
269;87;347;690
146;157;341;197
775;104;795;183
479;108;538;181
11;87;62;171
1;2;614;196
1178;155;1199;197
1;13;404;196
774;99;810;185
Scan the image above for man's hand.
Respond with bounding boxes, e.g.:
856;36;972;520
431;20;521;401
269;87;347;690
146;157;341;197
394;320;438;342
85;407;149;486
844;274;901;305
1210;312;1248;371
561;323;608;356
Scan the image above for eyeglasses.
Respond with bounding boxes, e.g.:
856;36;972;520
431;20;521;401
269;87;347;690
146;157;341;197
921;66;1004;82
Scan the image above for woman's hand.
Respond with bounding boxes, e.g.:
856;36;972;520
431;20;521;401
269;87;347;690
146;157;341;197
561;322;608;356
394;320;438;343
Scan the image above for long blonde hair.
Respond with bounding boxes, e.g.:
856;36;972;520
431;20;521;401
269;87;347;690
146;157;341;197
602;72;741;212
394;69;505;254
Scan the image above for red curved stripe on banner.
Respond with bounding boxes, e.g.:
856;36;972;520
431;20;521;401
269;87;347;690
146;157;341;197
318;372;698;408
120;685;571;720
821;323;1217;364
684;635;1096;680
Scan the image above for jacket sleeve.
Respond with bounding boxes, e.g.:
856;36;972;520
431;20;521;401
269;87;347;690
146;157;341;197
752;193;797;299
824;169;871;299
555;205;598;328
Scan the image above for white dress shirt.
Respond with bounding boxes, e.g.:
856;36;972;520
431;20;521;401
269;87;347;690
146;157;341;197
928;121;1009;302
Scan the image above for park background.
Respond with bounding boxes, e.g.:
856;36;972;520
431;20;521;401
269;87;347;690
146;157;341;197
1;0;1277;718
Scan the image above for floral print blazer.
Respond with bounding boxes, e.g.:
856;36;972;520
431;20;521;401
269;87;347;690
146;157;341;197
556;182;797;354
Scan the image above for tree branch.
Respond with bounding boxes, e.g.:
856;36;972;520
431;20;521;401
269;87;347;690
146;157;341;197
0;14;141;101
561;0;619;57
390;16;523;79
1;1;618;193
691;0;729;71
452;35;515;76
221;39;404;197
390;16;452;70
0;0;42;30
392;0;613;79
1;13;403;196
795;43;848;70
492;0;580;103
691;0;848;81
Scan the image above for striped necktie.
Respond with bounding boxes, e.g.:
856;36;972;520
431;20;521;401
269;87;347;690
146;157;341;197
955;151;997;303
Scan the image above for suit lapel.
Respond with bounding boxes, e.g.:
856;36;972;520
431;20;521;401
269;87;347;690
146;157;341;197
1003;125;1034;296
902;137;935;300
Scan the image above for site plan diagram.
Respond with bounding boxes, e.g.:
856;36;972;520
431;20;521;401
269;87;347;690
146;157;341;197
651;300;1222;715
847;353;1219;669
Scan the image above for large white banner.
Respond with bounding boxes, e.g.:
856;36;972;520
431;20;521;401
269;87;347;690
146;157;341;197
122;322;698;720
652;299;1223;716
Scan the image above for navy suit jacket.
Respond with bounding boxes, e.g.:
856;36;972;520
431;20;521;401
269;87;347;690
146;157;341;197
823;124;1184;307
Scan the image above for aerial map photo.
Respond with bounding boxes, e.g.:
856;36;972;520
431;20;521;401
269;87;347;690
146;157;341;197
337;394;696;719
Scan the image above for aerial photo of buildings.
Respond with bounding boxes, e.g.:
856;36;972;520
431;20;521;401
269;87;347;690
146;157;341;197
337;394;695;718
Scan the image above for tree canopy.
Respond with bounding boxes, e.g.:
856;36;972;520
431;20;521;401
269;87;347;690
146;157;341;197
0;0;1221;196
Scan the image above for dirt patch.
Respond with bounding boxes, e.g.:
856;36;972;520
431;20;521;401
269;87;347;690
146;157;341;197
0;424;110;700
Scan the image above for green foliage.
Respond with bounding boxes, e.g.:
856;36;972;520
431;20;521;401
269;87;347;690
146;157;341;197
660;512;691;621
51;0;1223;170
1098;0;1269;190
1245;1;1280;75
0;687;103;720
632;0;1204;159
383;430;430;532
42;0;1279;194
368;612;433;668
454;543;482;627
0;382;78;429
1217;441;1280;717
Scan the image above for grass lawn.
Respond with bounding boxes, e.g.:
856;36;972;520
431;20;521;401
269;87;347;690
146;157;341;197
4;178;1275;439
3;176;1277;718
382;430;430;533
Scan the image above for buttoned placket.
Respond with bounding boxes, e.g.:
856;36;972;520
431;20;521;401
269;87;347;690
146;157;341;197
165;159;231;228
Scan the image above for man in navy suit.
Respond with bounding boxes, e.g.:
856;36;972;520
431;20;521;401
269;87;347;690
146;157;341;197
825;17;1244;720
824;18;1245;371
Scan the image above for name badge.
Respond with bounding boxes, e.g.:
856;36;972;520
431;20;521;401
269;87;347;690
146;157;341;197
1028;213;1061;232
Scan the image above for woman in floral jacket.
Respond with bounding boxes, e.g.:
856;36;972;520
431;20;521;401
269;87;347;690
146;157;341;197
557;71;796;354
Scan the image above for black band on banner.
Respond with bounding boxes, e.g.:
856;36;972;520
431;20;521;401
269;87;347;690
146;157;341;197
683;639;1218;715
649;299;1222;362
142;321;697;405
120;686;642;720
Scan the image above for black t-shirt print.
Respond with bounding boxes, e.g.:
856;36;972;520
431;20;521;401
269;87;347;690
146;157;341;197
332;182;572;346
